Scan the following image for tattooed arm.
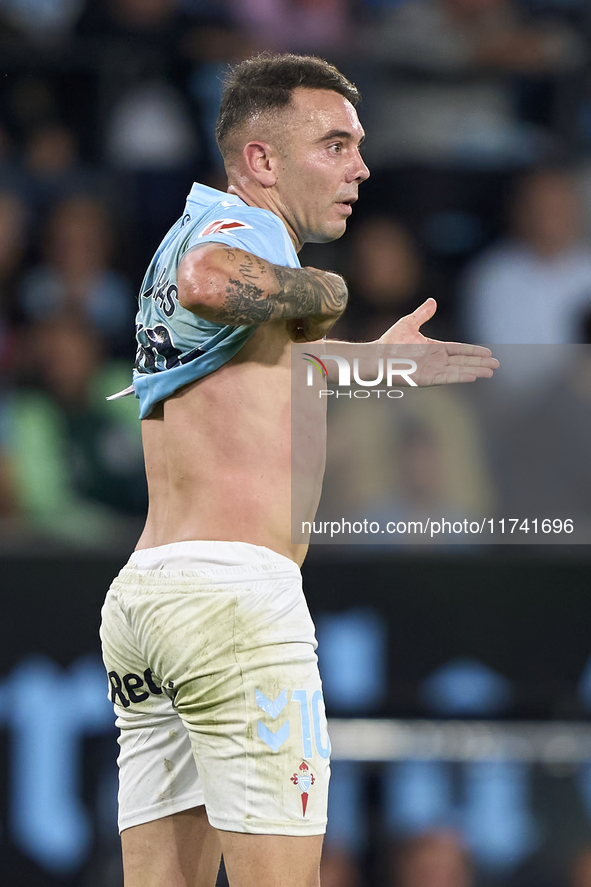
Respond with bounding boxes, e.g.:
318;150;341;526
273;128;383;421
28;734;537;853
177;243;347;341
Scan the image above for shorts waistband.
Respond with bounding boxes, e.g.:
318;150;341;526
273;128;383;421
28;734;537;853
128;540;300;575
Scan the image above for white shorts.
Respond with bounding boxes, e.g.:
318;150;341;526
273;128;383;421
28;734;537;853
100;540;330;836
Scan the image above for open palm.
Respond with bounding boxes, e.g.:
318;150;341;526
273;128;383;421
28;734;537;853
378;298;499;386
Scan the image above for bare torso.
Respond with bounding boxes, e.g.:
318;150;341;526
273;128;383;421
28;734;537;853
136;320;324;567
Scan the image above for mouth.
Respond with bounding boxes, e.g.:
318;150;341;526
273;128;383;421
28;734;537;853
335;196;357;215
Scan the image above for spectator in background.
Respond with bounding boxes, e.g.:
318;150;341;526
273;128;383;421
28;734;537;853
388;830;474;887
0;202;21;525
0;123;23;192
106;83;197;177
460;168;591;343
0;0;84;45
82;0;204;258
385;423;462;526
22;123;107;217
19;195;135;356
360;0;585;168
0;191;27;376
105;75;201;266
319;384;493;533
77;0;180;41
226;0;353;54
333;216;447;341
0;447;17;523
571;846;591;887
3;315;146;546
489;344;591;532
364;0;583;76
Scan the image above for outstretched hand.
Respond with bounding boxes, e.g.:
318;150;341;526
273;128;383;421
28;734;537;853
378;298;499;385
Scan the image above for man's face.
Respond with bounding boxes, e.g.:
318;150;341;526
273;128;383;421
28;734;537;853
274;88;369;247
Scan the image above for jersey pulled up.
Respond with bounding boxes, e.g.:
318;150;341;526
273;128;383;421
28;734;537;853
133;183;300;418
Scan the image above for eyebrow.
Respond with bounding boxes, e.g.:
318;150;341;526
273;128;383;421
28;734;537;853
318;129;365;145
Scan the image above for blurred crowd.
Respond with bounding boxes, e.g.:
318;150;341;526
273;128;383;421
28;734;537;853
319;832;591;887
0;0;590;546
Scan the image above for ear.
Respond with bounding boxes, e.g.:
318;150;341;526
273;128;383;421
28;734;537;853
242;141;279;187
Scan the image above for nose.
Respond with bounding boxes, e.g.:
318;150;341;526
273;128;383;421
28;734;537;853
348;149;370;184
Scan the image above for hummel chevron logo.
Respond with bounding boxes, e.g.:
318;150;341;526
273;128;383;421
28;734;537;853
255;689;287;719
256;689;289;752
257;721;290;752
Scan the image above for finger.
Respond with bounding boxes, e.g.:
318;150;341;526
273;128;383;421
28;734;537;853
464;366;495;379
409;297;437;328
441;341;495;358
433;367;495;384
454;367;496;381
446;355;500;369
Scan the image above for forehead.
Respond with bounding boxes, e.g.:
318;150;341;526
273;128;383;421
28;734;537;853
286;87;364;141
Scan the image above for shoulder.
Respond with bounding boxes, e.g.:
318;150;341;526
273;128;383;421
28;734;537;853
182;201;298;268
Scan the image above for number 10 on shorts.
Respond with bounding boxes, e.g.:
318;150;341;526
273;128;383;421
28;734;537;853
255;688;331;759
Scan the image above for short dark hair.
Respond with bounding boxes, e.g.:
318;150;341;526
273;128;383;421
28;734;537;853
215;53;361;156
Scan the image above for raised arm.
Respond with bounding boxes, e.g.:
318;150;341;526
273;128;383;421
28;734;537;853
177;242;347;337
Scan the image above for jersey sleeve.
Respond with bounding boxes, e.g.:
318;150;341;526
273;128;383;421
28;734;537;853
181;203;299;269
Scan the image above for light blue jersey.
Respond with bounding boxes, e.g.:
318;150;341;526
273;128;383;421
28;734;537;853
131;183;300;418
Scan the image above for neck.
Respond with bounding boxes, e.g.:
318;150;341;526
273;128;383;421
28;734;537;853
227;181;302;252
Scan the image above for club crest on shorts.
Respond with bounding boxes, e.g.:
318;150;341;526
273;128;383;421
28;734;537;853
291;761;315;816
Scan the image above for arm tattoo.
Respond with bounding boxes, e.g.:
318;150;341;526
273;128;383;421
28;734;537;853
274;267;347;317
223;279;275;324
238;253;268;283
217;259;348;326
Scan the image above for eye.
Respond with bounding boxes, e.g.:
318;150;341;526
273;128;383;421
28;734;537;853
329;143;343;154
